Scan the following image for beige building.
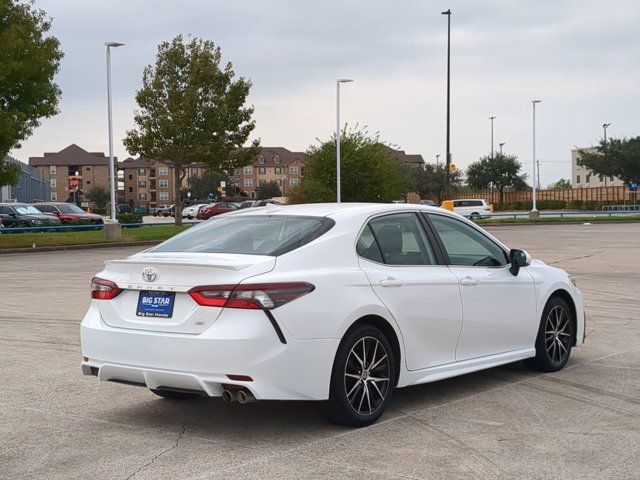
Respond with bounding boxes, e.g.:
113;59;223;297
29;144;116;203
571;148;624;188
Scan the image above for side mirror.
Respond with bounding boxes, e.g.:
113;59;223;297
509;249;531;276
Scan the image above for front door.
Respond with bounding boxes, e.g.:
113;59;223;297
425;213;538;361
356;212;463;371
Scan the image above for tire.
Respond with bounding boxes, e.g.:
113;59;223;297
326;325;396;427
470;212;480;219
150;389;202;400
525;296;575;372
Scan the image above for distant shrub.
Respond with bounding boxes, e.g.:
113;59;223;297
116;213;143;224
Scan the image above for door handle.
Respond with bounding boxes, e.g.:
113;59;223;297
460;276;479;286
380;278;404;288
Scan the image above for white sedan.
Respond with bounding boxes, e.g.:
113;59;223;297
181;203;207;219
81;203;585;427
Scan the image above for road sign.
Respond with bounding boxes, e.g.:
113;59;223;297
220;181;226;188
631;182;638;191
68;177;79;190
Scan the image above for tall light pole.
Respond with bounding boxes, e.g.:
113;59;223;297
436;154;441;169
106;41;124;222
441;9;452;198
531;100;542;216
336;78;353;203
602;123;611;187
489;116;496;158
499;142;505;155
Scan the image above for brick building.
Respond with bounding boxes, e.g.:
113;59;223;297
29;144;116;203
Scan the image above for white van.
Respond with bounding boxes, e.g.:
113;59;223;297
452;199;492;219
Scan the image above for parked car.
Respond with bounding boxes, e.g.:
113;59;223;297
237;200;257;209
0;203;62;228
182;203;207;219
196;202;238;220
134;206;149;216
33;202;104;225
418;199;436;206
255;199;283;207
118;204;133;214
450;199;493;219
81;203;584;427
156;204;174;217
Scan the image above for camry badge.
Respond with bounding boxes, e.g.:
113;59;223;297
142;267;158;283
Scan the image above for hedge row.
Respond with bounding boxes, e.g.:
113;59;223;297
492;200;626;211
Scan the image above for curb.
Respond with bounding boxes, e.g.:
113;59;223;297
0;240;161;255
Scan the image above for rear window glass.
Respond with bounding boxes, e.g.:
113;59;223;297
152;215;334;256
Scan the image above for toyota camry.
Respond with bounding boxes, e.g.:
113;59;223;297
81;203;585;427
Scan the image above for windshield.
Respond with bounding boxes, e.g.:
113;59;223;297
57;203;85;214
153;215;334;256
15;205;42;215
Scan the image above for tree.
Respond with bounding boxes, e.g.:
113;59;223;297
256;180;282;200
85;186;109;209
182;170;229;202
466;153;528;202
289;127;408;204
403;163;463;203
547;178;572;190
124;35;260;225
0;1;63;187
578;137;640;186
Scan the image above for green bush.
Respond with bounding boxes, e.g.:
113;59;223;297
116;213;143;224
91;207;106;215
492;200;566;211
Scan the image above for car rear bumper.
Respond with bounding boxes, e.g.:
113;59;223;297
80;304;338;400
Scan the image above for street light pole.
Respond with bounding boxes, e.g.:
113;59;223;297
441;9;451;198
489;116;495;158
499;142;505;155
336;79;353;203
436;154;441;169
106;41;124;222
531;100;542;216
602;122;611;187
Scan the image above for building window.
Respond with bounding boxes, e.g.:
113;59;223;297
86;180;91;185
85;166;91;171
243;166;253;175
233;168;241;176
610;176;614;182
244;179;254;187
276;179;282;186
129;187;133;193
289;166;299;174
49;165;56;175
158;167;168;176
159;192;169;201
586;174;591;183
274;155;280;164
50;192;57;201
289;178;299;186
159;179;169;189
250;190;256;199
598;175;604;183
139;180;147;188
138;168;146;176
274;167;281;174
50;178;57;188
576;175;581;184
128;174;133;180
258;167;266;175
259;179;266;186
139;193;147;201
258;155;264;164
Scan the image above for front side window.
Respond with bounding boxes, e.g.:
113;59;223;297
427;214;508;267
57;203;84;214
153;215;334;256
363;213;436;265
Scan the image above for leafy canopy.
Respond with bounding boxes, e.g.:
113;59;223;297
547;178;572;190
289;127;408;204
124;35;259;224
256;180;282;200
0;0;63;186
466;153;528;201
578;137;640;185
85;186;110;209
182;169;229;202
403;163;463;203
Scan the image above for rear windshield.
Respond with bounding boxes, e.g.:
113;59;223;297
152;215;335;256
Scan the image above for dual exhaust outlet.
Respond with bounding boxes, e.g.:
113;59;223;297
222;388;256;404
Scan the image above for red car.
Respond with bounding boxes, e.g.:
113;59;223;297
33;203;104;225
196;202;238;220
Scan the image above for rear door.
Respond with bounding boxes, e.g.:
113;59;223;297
425;213;537;360
357;212;463;370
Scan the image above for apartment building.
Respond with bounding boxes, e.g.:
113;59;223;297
571;148;624;188
29;144;116;203
230;147;307;199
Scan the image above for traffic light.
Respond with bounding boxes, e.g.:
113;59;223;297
449;163;457;173
216;186;222;193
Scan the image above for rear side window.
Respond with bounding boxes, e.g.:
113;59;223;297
364;213;436;265
468;200;484;206
153;215;334;256
356;225;383;263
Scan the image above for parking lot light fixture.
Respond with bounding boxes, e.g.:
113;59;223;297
105;41;124;222
531;100;542;214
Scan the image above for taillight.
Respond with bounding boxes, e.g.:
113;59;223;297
90;277;122;300
189;282;314;310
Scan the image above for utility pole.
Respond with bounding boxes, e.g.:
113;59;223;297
531;100;542;218
489;116;495;158
603;123;611;187
536;159;541;191
442;9;452;199
499;142;505;155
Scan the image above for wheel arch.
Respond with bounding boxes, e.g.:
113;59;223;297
341;314;402;387
547;288;577;346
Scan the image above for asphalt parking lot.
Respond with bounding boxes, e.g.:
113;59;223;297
1;223;639;479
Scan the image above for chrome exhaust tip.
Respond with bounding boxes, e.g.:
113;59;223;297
236;389;256;404
222;389;235;403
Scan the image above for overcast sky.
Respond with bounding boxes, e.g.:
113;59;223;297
12;0;640;186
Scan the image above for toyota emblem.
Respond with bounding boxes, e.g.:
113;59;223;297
142;267;158;282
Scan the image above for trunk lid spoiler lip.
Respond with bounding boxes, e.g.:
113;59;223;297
105;253;275;271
